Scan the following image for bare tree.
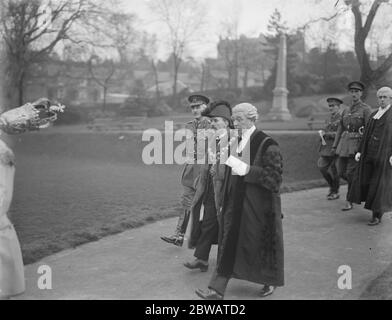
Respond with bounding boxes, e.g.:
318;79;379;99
310;0;392;93
88;55;115;112
0;0;109;105
148;0;206;107
139;33;161;103
344;0;392;90
218;2;242;89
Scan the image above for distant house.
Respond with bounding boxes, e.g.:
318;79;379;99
22;33;280;109
25;58;135;108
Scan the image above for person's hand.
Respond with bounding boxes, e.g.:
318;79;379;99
331;147;336;155
232;164;250;176
355;152;361;162
318;130;325;136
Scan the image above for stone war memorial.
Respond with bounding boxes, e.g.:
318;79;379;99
266;33;292;121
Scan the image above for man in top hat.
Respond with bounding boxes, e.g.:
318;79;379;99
184;100;233;272
317;97;344;200
332;81;372;211
161;94;211;247
348;87;392;226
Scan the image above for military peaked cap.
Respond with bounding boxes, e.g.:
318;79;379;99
188;94;210;107
347;81;365;91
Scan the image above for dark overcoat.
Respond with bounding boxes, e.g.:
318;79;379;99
348;108;392;212
216;129;284;287
188;161;226;249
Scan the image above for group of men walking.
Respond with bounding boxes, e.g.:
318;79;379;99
318;81;392;226
160;80;392;300
161;95;284;299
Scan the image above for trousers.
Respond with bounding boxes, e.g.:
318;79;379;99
317;156;339;194
336;156;357;201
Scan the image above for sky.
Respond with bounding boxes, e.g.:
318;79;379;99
119;0;352;60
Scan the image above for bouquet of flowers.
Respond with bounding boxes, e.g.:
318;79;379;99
0;98;65;134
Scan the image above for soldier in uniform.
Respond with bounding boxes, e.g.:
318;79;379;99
317;97;343;200
161;94;211;247
332;81;372;211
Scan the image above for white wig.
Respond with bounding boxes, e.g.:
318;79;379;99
233;103;259;122
377;86;392;98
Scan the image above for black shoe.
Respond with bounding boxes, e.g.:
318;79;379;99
195;288;223;300
259;285;275;298
160;235;176;244
367;218;381;226
328;193;340;200
173;236;184;247
184;259;208;272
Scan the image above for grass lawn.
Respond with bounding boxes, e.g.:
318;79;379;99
12;156;184;265
8;130;328;264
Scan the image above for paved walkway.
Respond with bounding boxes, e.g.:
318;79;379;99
15;187;392;300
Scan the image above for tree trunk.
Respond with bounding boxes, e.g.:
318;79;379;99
172;56;180;108
151;60;160;103
103;86;107;112
233;47;239;89
200;64;205;91
242;68;248;89
18;72;25;105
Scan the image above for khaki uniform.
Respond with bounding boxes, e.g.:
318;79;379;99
179;117;211;207
175;117;211;236
333;101;372;200
334;101;372;156
317;110;342;194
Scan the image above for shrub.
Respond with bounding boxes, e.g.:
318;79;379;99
147;100;173;117
322;74;351;93
55;106;90;125
295;103;318;118
119;97;151;117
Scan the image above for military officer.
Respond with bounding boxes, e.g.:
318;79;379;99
161;94;211;247
332;81;372;211
318;97;343;200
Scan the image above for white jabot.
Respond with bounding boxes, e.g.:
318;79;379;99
373;104;391;120
237;125;256;153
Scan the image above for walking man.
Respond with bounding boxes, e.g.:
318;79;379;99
184;101;232;272
196;103;284;300
161;94;211;247
317;97;343;200
332;81;372;211
348;87;392;226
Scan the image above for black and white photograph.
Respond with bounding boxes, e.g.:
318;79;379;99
1;0;392;303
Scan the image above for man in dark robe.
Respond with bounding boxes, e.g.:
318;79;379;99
348;87;392;226
195;103;284;300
